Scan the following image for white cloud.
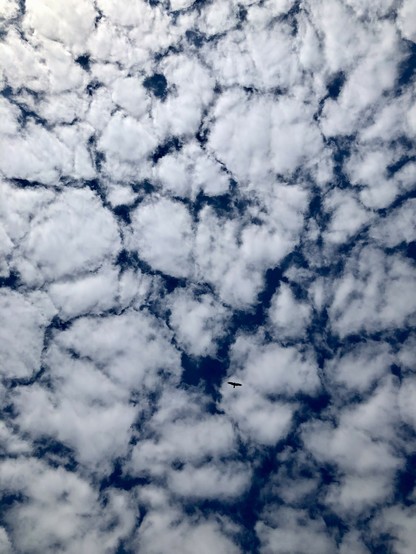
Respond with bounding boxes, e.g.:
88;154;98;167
398;375;416;429
0;180;54;243
4;30;87;94
51;309;181;390
220;385;295;446
170;0;196;10
302;419;398;477
194;184;308;308
320;21;401;137
152;54;214;137
168;462;251;500
339;530;371;554
397;0;416;42
323;190;371;245
15;379;135;472
135;505;241;554
268;283;312;339
0;31;55;93
0;527;12;554
197;0;237;36
0;97;20;136
154;141;229;199
329;247;416;337
23;0;96;54
0;289;56;379
38;92;87;125
0;0;19;26
118;267;156;310
397;336;416;371
326;472;395;516
325;341;393;393
168;289;229;357
12;327;139;471
130;414;237;477
344;144;407;209
0;421;32;457
0;226;13;277
340;376;401;442
344;0;396;18
194;206;263;307
230;333;320;397
88;1;176;68
307;0;369;73
0;121;91;185
209;91;323;182
202;21;301;90
106;182;137;207
1;0;415;550
127;196;194;278
370;199;416;248
98;111;158;164
268;448;320;506
256;507;336;554
372;505;416;554
0;457;136;553
360;91;416;143
85;87;115;133
302;378;402;517
18;188;120;284
111;76;150;119
48;266;120;320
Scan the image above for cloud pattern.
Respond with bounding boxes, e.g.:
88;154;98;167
0;1;415;552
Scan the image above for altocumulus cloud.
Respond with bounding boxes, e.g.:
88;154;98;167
0;0;415;553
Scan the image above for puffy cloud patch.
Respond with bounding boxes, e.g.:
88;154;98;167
50;309;181;390
397;0;416;42
320;20;402;137
168;289;229;357
268;283;312;339
19;188;120;284
23;0;96;54
135;500;241;554
0;121;94;185
0;289;56;379
329;247;416;337
220;385;295;446
256;506;336;554
0;457;136;553
130;413;237;477
154;141;229;198
194;184;308;307
168;462;251;500
48;266;120;320
128;196;194;279
152;54;214;137
230;333;320;397
323;190;372;245
325;341;393;394
372;505;416;554
209;91;323;182
398;375;416;430
98;111;158;165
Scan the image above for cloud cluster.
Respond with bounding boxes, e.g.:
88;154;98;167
0;0;415;552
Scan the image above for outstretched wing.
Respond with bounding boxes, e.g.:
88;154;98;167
228;381;242;387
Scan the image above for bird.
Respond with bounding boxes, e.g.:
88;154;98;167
228;381;242;388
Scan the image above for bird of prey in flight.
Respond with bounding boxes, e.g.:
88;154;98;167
228;381;242;388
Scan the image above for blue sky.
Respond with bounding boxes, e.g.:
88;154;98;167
0;0;415;552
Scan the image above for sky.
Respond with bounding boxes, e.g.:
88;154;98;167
0;0;415;552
